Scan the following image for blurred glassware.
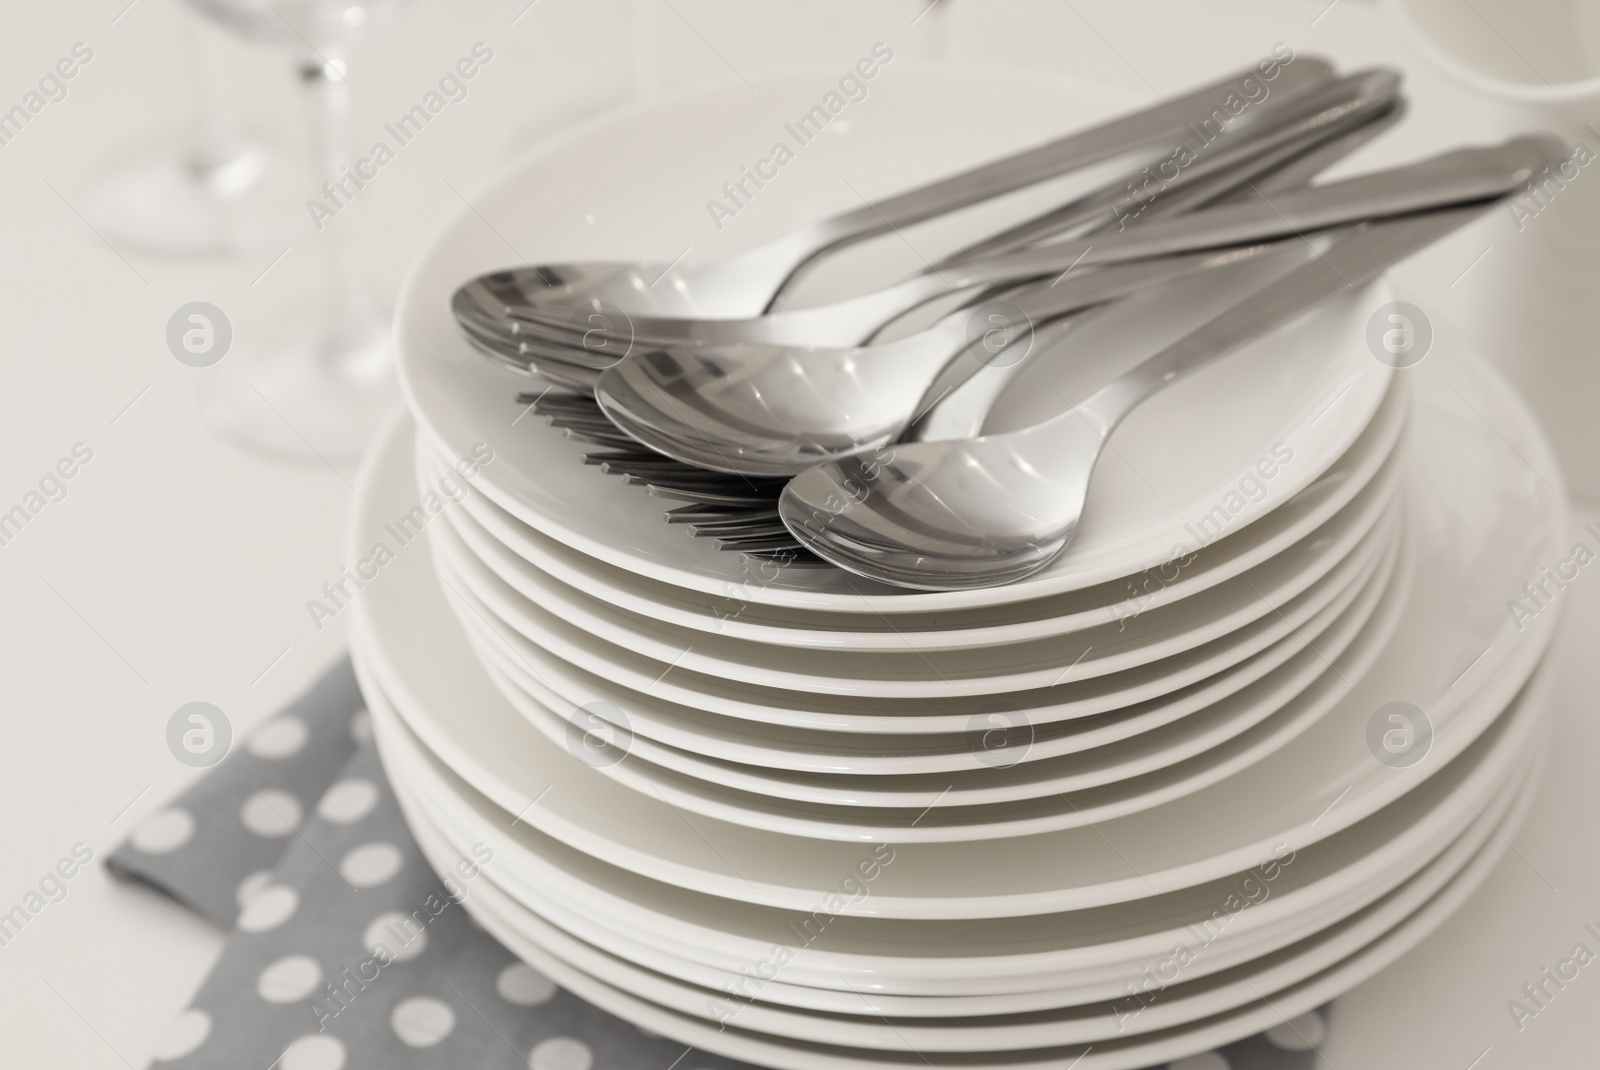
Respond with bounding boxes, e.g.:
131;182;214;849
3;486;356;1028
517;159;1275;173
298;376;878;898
81;10;294;257
191;0;410;463
1383;0;1600;500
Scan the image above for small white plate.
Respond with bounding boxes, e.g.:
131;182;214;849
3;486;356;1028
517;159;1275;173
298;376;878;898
415;374;1408;651
474;525;1389;782
442;524;1399;841
348;347;1564;920
395;67;1393;613
429;458;1396;700
468;528;1397;811
427;415;1400;698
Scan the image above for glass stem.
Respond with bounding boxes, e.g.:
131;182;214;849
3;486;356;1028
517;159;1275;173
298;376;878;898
300;52;366;356
181;12;239;175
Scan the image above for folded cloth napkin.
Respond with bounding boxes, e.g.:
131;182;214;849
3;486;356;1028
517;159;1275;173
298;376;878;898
110;658;1328;1070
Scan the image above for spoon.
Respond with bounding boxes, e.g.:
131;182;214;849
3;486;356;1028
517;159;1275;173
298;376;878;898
905;93;1407;444
594;239;1305;477
777;200;1527;590
455;70;1395;378
592;137;1555;475
452;58;1337;332
528;95;1403;556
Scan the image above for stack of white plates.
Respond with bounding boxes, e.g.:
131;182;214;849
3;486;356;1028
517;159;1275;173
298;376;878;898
353;70;1568;1068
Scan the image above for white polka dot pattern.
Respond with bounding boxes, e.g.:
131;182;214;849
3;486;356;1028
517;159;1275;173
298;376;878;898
391;996;456;1047
339;842;403;887
235;870;273;910
317;779;378;825
362;911;428;962
248;716;309;759
279;1033;346;1070
237;884;298;933
240;790;302;838
528;1036;594;1070
256;954;322;1003
132;809;195;855
496;963;557;1006
110;664;1316;1070
150;1008;211;1062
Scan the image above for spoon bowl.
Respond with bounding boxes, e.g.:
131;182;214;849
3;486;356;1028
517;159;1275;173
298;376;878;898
781;202;1509;590
781;420;1107;590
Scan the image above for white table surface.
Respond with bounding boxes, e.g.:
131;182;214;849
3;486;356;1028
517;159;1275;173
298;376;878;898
1;0;1594;1064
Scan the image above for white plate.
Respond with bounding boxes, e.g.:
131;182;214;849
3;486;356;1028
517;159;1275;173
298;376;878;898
349;347;1565;920
446;526;1398;842
384;729;1536;1047
467;540;1390;773
432;501;1393;720
395;67;1392;613
430;457;1397;700
475;529;1389;785
371;647;1546;1000
416;374;1408;651
469;525;1397;811
428;420;1400;696
379;676;1547;1069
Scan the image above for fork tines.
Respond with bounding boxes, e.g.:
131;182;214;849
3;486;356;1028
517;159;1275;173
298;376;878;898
517;390;813;560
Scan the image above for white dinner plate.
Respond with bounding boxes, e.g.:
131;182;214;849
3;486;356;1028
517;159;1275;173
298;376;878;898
466;525;1397;812
360;639;1548;997
430;463;1397;701
427;420;1401;695
451;514;1394;772
396;67;1392;613
385;728;1537;1048
348;347;1565;920
444;528;1399;841
414;374;1408;651
473;535;1389;785
376;674;1547;1069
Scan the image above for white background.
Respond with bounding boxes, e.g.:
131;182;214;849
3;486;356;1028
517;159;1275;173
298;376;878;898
0;0;1595;1065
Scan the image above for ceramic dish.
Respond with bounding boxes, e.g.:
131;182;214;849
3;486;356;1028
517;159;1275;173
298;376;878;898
392;416;1393;761
376;670;1547;1069
427;428;1401;696
469;522;1396;800
430;501;1394;717
359;641;1547;998
413;375;1408;652
349;346;1564;919
380;727;1537;1046
445;528;1400;841
470;531;1388;783
396;67;1392;613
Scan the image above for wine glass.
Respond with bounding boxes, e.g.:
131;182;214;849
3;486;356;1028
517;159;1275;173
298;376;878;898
188;0;411;463
82;9;292;257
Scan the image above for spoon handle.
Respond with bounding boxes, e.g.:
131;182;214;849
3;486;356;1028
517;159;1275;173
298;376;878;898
1072;205;1486;437
762;57;1336;310
934;68;1399;267
942;136;1561;293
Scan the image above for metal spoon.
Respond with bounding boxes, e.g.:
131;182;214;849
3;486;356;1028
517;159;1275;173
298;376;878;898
593;239;1306;477
903;94;1407;444
453;59;1336;334
456;70;1394;379
591;137;1553;476
777;200;1533;590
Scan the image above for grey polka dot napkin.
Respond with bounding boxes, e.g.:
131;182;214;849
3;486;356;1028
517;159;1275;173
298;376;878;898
110;658;1327;1070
